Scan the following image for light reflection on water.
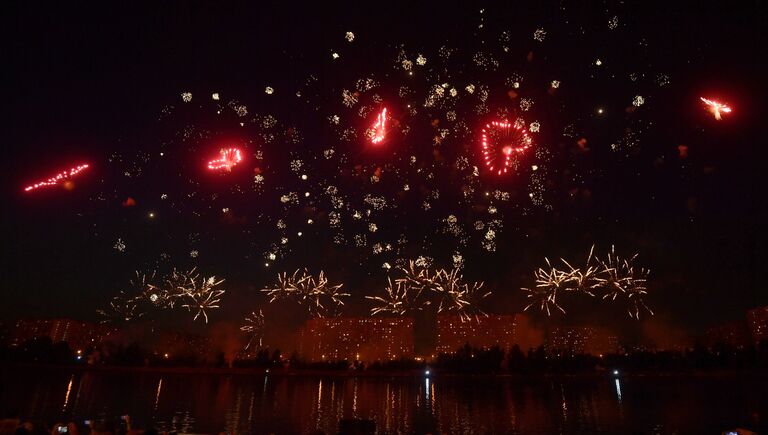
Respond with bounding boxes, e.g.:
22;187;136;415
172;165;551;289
0;367;765;434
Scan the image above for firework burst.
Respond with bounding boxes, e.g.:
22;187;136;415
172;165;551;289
367;260;489;321
179;275;226;323
260;269;348;317
700;97;731;120
481;121;532;176
207;147;243;171
241;310;265;350
97;291;145;324
522;245;652;319
366;278;413;316
98;267;226;324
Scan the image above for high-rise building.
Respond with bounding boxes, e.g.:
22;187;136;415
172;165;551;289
9;318;113;351
704;321;750;348
435;314;517;354
545;326;621;356
299;317;413;362
747;306;768;344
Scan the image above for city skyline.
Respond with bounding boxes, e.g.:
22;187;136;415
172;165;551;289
5;305;767;364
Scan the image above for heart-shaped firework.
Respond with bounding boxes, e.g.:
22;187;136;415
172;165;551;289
481;121;533;176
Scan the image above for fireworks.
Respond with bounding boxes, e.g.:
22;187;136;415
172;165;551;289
366;260;490;321
481;121;532;176
367;278;410;316
164;268;226;322
98;268;226;324
700;97;731;120
260;270;349;317
24;164;89;192
181;277;225;323
76;10;679;332
522;246;652;319
521;258;573;316
241;310;265;349
97;291;145;324
593;246;652;319
207;148;243;171
370;107;388;144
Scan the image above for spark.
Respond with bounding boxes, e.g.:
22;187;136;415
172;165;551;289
207;148;243;171
241;310;265;350
24;164;90;192
179;274;226;323
522;246;652;319
367;260;489;321
370;107;388;144
113;238;126;252
97;291;145;324
260;270;349;317
481;121;532;176
700;97;732;120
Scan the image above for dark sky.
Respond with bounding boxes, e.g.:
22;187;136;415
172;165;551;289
1;1;765;334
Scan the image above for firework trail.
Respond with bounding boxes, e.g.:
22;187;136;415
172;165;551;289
370;107;388;144
24;163;89;192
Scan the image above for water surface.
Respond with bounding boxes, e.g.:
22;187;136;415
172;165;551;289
1;367;765;434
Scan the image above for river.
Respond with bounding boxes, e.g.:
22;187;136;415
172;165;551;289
0;367;765;434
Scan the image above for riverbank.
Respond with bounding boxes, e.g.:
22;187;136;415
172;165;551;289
3;362;767;378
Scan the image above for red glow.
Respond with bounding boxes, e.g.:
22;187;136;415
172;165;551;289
700;97;732;120
207;148;243;171
370;108;387;144
481;121;532;175
24;164;90;192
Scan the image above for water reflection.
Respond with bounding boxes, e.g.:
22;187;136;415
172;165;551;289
0;368;764;434
153;378;162;412
62;375;73;412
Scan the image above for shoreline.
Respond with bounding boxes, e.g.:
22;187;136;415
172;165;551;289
2;363;766;378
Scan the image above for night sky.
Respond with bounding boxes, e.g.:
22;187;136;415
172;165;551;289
1;1;765;336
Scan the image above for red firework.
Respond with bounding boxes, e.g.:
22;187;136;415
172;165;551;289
700;97;731;121
207;148;243;171
481;121;532;175
370;108;387;144
24;163;90;192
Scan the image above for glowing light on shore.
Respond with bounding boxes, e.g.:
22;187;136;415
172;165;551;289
700;97;731;120
24;164;90;192
207;148;243;171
